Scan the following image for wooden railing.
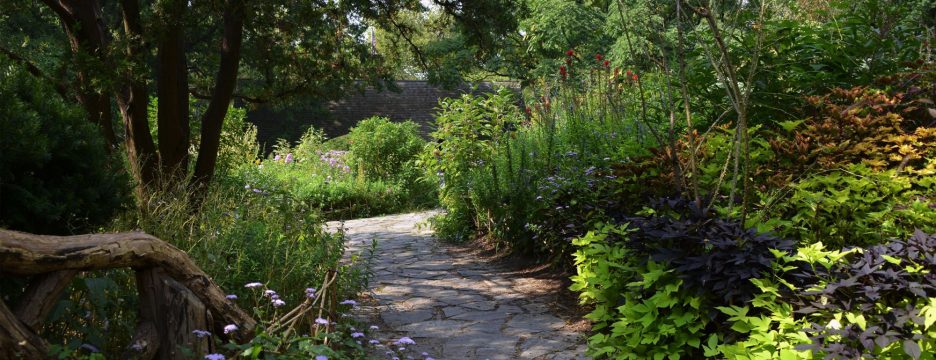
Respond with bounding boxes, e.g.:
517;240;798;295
0;230;256;359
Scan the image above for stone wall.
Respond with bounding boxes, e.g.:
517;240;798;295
246;80;512;146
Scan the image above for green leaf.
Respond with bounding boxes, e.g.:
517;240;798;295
881;255;902;266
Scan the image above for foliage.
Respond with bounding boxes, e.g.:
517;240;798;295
767;84;936;182
0;64;131;235
237;119;436;220
346;116;425;181
571;223;708;359
423;88;523;241
621;198;797;305
792;231;936;359
761;164;936;248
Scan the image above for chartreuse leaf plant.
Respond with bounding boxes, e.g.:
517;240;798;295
571;198;936;360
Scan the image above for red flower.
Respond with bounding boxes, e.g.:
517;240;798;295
566;49;575;57
626;69;633;76
559;65;568;80
603;60;610;67
632;73;639;81
595;53;603;61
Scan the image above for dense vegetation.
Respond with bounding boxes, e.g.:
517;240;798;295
420;0;936;359
2;0;935;359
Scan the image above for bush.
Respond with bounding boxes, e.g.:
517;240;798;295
571;202;936;359
347;116;424;181
0;66;131;234
763;165;936;248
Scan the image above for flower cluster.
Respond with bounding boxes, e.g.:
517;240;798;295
273;153;295;164
318;150;351;173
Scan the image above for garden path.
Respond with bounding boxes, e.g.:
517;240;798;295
328;211;588;360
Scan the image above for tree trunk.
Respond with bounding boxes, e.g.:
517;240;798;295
191;0;245;191
157;0;191;182
0;229;257;342
40;0;117;149
117;0;159;191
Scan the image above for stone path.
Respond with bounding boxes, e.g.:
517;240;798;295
328;211;588;360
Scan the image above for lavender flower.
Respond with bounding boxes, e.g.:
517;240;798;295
223;324;237;334
272;299;285;307
225;294;238;300
394;337;415;345
244;282;263;288
369;339;380;344
369;325;379;330
314;317;329;325
192;330;211;338
305;288;317;298
205;354;225;360
314;356;327;360
339;299;357;306
274;154;281;161
263;289;277;297
285;153;294;164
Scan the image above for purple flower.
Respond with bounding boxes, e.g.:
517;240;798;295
272;299;285;307
314;317;329;325
244;282;263;288
421;352;429;356
394;337;415;345
305;288;317;298
223;324;237;334
274;154;282;161
351;332;364;338
339;299;357;306
252;188;262;193
263;289;277;297
369;339;380;344
225;294;237;300
315;356;327;360
285;153;294;163
192;330;211;338
205;354;225;360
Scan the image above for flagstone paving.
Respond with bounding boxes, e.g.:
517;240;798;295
329;211;588;360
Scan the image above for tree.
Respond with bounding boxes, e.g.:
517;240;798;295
1;0;416;198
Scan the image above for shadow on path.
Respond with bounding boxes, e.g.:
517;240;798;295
329;211;588;360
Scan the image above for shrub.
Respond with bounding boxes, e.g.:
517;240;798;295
792;231;936;359
762;165;936;248
347;116;424;181
0;66;131;234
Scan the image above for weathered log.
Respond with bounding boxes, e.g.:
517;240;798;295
123;321;159;360
136;268;211;360
0;297;49;359
13;270;78;331
0;229;256;342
